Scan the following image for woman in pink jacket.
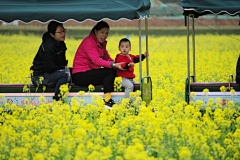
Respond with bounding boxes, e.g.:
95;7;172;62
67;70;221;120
72;21;123;108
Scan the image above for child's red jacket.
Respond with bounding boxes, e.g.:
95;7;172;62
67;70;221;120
115;53;145;78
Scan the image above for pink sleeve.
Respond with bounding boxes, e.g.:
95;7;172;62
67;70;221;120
83;39;112;67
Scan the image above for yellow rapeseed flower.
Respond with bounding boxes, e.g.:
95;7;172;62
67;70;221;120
39;96;45;103
23;84;29;92
60;83;69;96
0;94;5;98
136;90;141;96
230;89;236;96
33;153;44;160
129;92;136;98
216;98;221;103
25;98;30;103
220;86;227;92
178;147;191;160
190;92;196;99
39;76;44;84
78;91;85;96
203;88;209;93
88;84;95;92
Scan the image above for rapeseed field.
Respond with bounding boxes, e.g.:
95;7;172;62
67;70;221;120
0;31;240;159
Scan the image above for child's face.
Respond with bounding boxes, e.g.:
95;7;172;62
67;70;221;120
119;41;131;55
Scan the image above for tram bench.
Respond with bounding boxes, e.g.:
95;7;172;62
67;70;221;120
0;83;140;93
186;81;240;105
0;69;151;104
190;82;240;92
0;83;141;105
0;67;141;93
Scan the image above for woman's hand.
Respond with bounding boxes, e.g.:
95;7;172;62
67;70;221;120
113;62;125;70
65;66;70;72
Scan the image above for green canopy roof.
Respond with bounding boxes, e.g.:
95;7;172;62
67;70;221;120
0;0;151;23
181;0;240;17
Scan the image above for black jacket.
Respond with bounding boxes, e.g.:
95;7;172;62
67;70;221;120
30;36;68;76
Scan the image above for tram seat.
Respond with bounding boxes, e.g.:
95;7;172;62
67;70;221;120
0;83;140;93
186;74;240;104
0;67;140;93
190;82;240;92
186;81;240;104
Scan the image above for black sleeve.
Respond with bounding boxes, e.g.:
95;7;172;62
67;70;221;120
133;54;146;63
65;59;68;66
123;63;131;69
63;42;68;66
43;47;65;73
236;55;240;83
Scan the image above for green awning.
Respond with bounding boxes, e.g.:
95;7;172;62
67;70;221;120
181;0;240;17
0;0;151;23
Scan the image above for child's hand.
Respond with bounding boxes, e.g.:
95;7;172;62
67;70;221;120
128;63;134;67
144;51;149;57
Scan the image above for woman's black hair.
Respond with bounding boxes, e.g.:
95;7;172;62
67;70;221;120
90;21;110;35
42;21;63;42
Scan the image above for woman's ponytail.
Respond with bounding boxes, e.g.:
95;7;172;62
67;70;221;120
42;31;50;42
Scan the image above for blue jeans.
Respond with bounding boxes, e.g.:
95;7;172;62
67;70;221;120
31;69;71;100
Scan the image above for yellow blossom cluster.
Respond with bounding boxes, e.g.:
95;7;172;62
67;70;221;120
1;32;239;105
1;30;240;159
0;94;240;159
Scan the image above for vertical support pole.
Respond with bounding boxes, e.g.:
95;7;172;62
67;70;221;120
187;15;190;97
145;17;149;76
139;19;142;83
192;15;196;82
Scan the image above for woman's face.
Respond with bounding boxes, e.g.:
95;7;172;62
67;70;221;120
51;25;66;42
94;27;109;43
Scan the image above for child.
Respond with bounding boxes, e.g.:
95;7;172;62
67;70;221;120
115;38;147;98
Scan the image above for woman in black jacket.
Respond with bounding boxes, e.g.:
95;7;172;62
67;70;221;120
30;21;71;101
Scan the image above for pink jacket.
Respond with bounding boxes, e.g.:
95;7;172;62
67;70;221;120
72;32;114;74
